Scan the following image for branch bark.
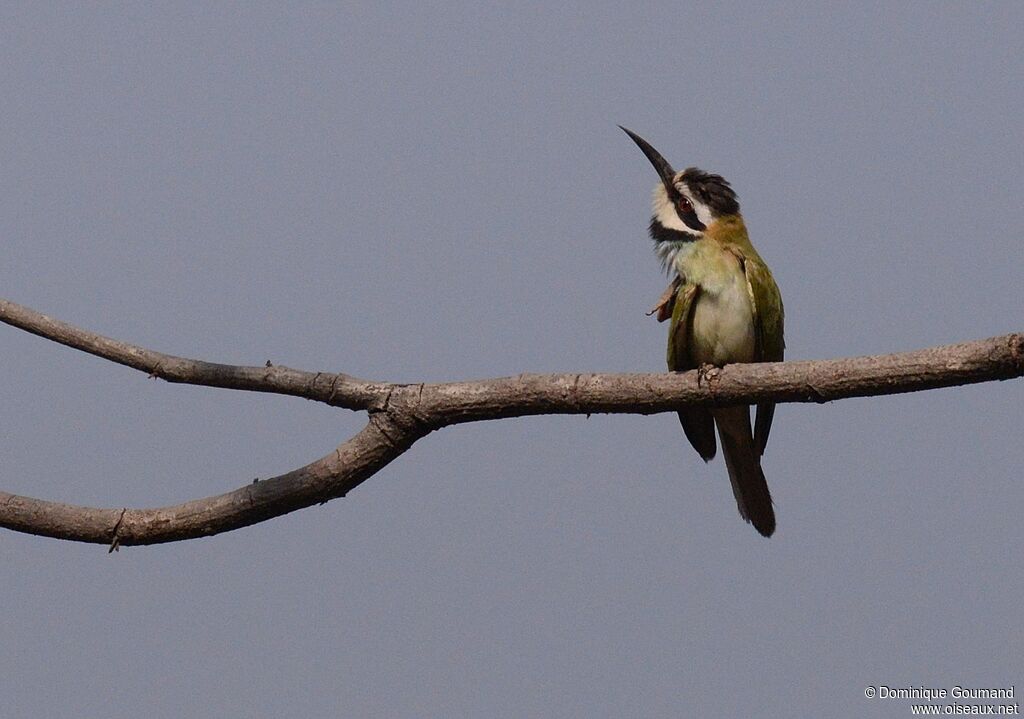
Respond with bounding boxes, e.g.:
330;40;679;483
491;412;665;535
0;299;386;410
2;298;1021;546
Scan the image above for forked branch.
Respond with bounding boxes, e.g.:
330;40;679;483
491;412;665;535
1;298;1021;546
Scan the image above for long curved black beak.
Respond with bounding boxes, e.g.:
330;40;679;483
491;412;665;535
619;126;676;194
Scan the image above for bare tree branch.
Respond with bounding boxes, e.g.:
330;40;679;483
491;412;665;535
0;299;386;411
0;415;427;546
412;333;1024;425
1;298;1021;546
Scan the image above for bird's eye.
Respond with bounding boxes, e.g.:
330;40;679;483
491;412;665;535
677;196;694;214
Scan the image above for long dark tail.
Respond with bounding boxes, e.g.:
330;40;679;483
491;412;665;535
714;406;775;537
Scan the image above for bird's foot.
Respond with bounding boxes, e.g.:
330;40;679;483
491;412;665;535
697;363;721;388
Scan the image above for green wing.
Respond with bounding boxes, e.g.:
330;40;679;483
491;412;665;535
666;282;697;370
741;257;785;455
667;283;717;461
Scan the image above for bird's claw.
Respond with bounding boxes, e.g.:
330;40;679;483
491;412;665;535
697;364;721;388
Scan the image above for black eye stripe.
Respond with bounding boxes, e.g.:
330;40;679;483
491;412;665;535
673;196;705;231
663;185;706;232
678;208;706;232
669;189;704;230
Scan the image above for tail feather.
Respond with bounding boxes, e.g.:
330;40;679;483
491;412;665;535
677;408;717;462
715;406;775;537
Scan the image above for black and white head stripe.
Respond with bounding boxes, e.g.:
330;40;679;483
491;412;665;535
649;183;702;273
648;167;741;272
651;180;703;236
678;168;740;217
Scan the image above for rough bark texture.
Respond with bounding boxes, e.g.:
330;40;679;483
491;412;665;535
2;298;1021;547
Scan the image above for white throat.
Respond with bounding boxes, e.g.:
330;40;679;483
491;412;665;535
654;239;692;274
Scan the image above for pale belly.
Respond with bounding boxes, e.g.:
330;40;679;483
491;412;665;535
691;286;757;366
672;239;758;366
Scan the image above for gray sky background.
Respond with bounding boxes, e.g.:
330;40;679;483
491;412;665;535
1;3;1021;717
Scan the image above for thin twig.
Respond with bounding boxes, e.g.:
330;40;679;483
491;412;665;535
0;299;383;410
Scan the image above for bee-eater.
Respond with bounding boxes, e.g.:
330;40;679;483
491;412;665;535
621;126;785;537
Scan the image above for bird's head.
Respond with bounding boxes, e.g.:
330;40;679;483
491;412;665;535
620;126;740;243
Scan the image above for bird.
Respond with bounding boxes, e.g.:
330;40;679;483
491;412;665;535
621;126;785;537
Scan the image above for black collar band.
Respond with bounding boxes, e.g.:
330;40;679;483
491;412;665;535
649;218;699;244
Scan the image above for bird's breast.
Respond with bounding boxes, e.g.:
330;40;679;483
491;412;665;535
674;241;756;366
